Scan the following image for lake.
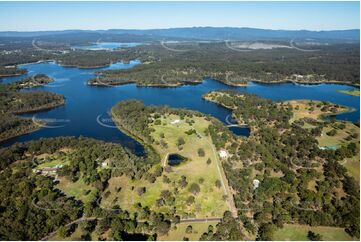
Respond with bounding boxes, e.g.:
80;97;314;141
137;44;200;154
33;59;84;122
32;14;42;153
0;61;359;156
72;42;142;50
167;154;187;166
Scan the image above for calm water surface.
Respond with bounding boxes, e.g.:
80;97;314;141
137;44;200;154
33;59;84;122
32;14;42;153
168;154;187;166
72;42;142;50
1;61;359;155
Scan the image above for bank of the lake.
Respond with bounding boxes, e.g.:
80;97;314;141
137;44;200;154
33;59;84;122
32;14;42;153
0;60;359;155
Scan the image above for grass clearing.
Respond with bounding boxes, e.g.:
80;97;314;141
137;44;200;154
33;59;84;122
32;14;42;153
273;224;356;241
341;154;360;182
317;121;359;148
287;100;349;123
101;114;229;218
158;221;217;241
35;150;72;169
56;176;97;203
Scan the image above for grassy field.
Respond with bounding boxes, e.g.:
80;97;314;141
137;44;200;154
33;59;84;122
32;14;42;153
317;121;359;148
35;148;73;169
287;100;349;123
341;154;360;182
56;177;97;203
273;224;356;241
101;114;229;218
337;89;360;96
158;221;217;241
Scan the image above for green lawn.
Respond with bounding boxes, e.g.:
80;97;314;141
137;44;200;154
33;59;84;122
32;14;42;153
273;224;356;241
101;114;229;218
317;121;359;148
341;154;360;182
56;176;97;203
158;221;217;241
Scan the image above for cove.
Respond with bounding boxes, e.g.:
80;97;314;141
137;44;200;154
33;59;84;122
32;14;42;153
228;126;251;136
0;61;359;156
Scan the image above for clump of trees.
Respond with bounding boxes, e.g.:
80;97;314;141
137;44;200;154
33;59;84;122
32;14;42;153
188;183;201;195
200;211;243;240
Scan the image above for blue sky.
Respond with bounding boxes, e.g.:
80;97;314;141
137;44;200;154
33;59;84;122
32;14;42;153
0;1;359;31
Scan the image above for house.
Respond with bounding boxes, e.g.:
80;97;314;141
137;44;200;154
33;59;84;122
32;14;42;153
219;149;228;159
102;161;108;168
40;167;59;176
170;119;180;125
253;179;260;190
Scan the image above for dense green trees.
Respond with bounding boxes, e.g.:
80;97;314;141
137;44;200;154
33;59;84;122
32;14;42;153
0;160;82;240
89;42;359;87
308;231;323;241
0;66;26;77
200;211;244;240
188;183;201;195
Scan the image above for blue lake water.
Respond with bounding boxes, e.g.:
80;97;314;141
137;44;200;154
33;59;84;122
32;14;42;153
0;61;359;156
72;42;142;50
168;154;187;166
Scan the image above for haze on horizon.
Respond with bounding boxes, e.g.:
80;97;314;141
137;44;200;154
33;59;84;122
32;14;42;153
0;1;359;32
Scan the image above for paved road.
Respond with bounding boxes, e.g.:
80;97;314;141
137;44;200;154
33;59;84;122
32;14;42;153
179;217;222;223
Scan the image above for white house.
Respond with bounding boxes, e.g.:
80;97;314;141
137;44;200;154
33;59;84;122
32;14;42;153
170;119;180;125
219;149;228;159
253;179;260;190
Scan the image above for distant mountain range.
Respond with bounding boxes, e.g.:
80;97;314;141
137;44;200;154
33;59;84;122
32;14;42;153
0;27;359;41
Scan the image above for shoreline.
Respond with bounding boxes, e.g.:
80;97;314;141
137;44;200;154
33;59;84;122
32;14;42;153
251;79;360;88
0;72;27;78
336;89;360;97
110;108;159;161
11;99;65;115
8;59;358;88
0;123;42;144
88;77;359;89
0;101;65;145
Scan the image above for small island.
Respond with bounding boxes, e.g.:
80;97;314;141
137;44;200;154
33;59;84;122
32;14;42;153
337;89;360;96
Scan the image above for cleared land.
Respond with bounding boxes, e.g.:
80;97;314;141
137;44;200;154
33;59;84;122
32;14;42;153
273;224;356;241
56;177;97;204
341;154;360;182
286;100;349;123
101;114;229;218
